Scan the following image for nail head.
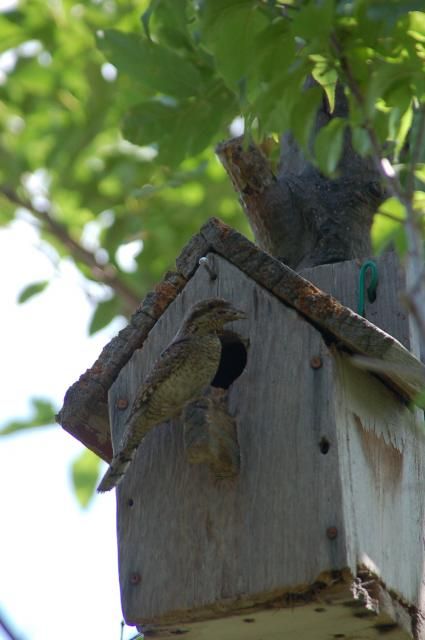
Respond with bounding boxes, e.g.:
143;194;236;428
310;356;322;369
326;526;338;540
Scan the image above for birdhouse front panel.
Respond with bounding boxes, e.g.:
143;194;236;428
109;254;347;626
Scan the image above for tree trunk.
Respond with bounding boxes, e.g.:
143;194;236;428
217;84;386;270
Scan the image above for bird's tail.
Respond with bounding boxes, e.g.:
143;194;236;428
97;448;137;493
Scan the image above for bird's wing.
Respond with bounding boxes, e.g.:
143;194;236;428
127;337;195;415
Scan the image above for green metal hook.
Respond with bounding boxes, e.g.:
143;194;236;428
358;260;378;317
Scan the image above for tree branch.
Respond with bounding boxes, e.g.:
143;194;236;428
0;186;141;313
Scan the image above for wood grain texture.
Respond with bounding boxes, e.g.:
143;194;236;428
110;255;348;625
332;351;425;610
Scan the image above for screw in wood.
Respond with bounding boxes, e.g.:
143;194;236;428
326;526;338;540
116;398;129;410
199;256;217;280
310;356;322;369
130;572;141;585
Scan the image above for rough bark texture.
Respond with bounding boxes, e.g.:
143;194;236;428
217;85;386;270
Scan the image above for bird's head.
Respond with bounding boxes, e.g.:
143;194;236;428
181;298;247;335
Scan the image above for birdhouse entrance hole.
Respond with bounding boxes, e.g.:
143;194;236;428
211;331;247;389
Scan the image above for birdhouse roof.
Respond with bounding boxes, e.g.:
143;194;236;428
57;217;425;461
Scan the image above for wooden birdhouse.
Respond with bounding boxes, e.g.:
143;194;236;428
58;218;425;640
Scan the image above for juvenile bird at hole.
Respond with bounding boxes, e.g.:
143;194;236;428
97;298;246;492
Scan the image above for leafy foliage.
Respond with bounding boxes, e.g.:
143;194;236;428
71;449;102;508
0;397;56;435
2;1;424;309
17;279;49;303
1;0;425;503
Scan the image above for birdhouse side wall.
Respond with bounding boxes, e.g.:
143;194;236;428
333;352;425;608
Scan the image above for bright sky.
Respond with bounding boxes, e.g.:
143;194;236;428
0;221;137;640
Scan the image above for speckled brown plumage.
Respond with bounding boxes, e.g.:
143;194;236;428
97;298;246;492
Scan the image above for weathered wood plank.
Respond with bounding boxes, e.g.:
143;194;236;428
110;255;348;625
332;351;425;613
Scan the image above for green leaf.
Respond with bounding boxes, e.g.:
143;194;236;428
97;29;201;98
409;108;425;165
171;82;237;158
141;0;161;41
0;398;57;436
123;100;177;146
415;163;425;186
123;82;236;166
314;117;346;175
17;280;49;304
71;449;101;508
0;190;18;225
351;127;372;157
393;102;413;158
311;58;337;113
147;0;193;50
408;11;425;42
201;0;269;91
0;15;26;52
414;189;425;214
254;19;296;86
290;86;322;150
372;197;406;254
365;65;414;121
89;296;121;334
378;196;406;219
292;0;335;42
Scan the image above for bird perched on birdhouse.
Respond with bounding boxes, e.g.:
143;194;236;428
97;298;246;492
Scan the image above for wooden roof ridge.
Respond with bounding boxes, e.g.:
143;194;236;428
57;217;425;460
